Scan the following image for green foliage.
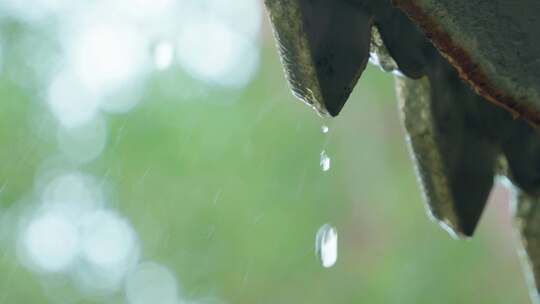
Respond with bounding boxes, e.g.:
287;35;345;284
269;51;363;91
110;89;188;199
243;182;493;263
0;47;529;304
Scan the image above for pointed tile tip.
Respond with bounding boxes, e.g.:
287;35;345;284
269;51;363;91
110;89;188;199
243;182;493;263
320;90;351;117
436;217;477;240
295;93;344;118
325;105;342;117
459;221;479;238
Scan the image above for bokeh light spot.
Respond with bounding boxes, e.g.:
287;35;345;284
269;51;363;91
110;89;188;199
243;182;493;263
67;23;148;92
80;210;139;270
47;70;100;128
41;172;104;219
20;211;80;273
126;262;181;304
153;40;175;71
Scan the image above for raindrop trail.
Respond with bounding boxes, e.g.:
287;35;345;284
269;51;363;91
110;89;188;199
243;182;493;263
113;123;127;147
213;189;223;206
241;259;253;289
137;167;153;186
99;168;113;189
0;182;7;196
295;165;309;198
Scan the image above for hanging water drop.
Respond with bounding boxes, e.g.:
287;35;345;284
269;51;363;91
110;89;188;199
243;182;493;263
315;224;338;268
321;125;329;134
153;40;174;70
320;150;331;172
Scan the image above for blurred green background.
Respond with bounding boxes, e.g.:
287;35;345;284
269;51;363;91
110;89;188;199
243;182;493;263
0;1;531;303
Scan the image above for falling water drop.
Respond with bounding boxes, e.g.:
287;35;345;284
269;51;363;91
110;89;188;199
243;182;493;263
315;224;338;268
320;150;331;172
321;125;329;134
153;41;174;70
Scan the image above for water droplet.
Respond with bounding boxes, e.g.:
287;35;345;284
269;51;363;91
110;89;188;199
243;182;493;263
321;125;329;134
153;41;174;70
315;224;338;268
320;151;331;172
